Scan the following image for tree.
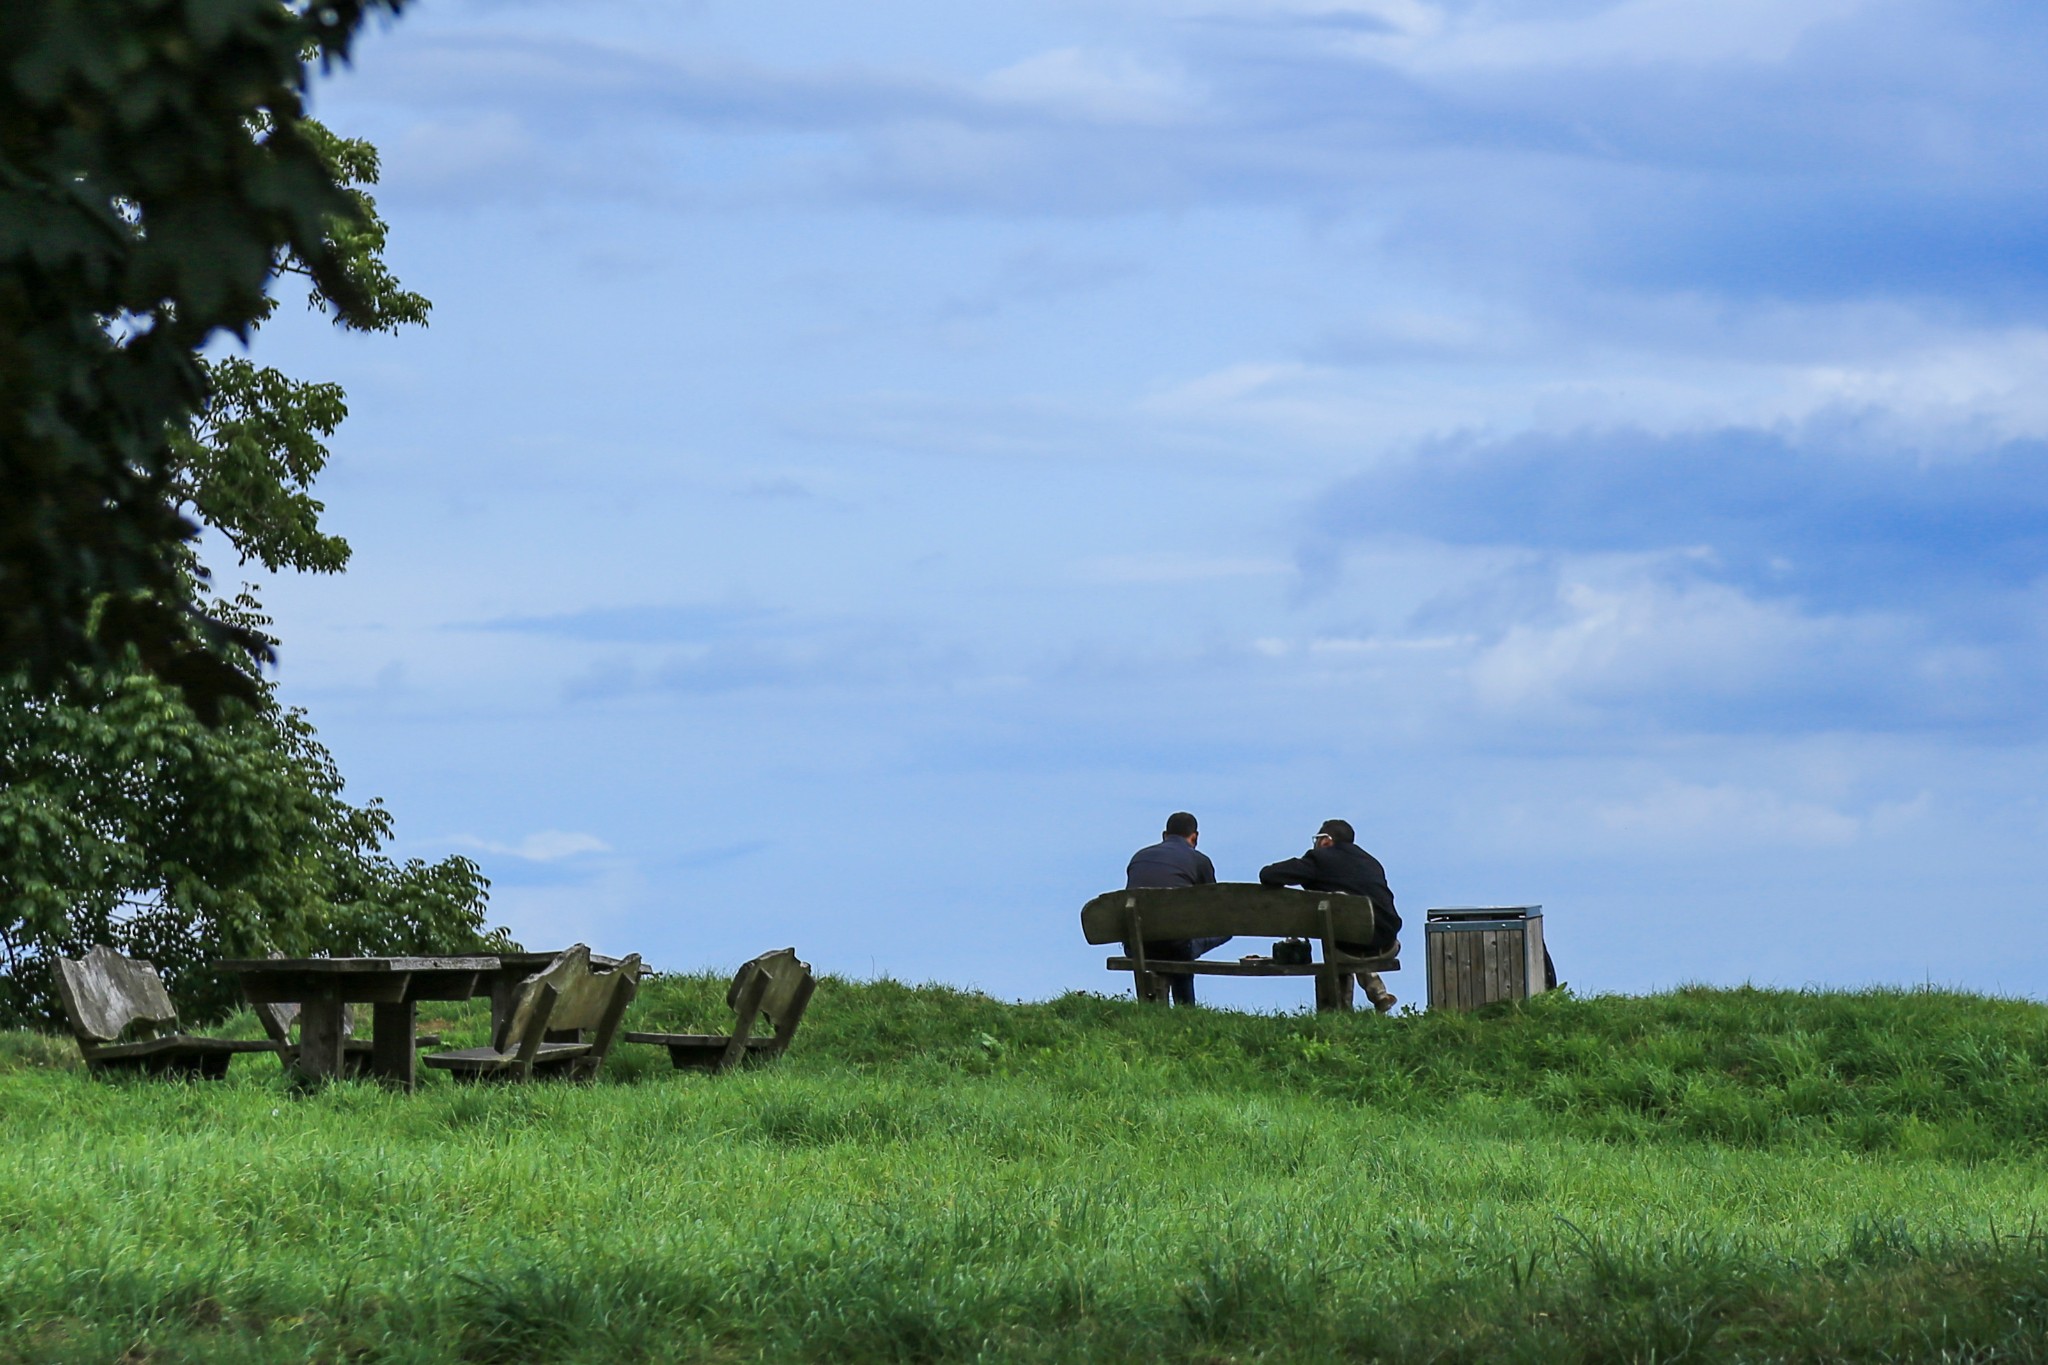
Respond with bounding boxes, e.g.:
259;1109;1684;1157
1;0;409;721
0;628;503;1024
0;94;510;1026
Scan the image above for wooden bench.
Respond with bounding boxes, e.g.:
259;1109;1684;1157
1079;883;1399;1011
624;947;814;1072
52;946;278;1078
423;945;641;1081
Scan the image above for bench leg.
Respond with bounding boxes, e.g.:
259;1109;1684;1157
1315;970;1355;1013
1132;970;1168;1005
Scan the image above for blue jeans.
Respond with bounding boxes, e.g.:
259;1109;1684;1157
1144;936;1232;1005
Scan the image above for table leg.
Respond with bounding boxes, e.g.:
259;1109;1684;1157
297;997;348;1082
369;1001;418;1091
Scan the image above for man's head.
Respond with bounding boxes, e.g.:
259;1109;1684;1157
1313;818;1355;849
1163;811;1199;843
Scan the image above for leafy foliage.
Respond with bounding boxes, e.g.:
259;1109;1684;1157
0;647;508;1026
166;122;430;579
0;0;408;719
0;16;505;1026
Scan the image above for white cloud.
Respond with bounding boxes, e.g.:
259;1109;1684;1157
1144;361;1316;411
1341;0;1874;72
1463;563;1891;719
1250;633;1473;655
1594;781;1861;848
982;48;1201;125
483;860;651;960
1153;0;1441;32
452;830;612;861
1791;329;2048;443
1076;553;1289;584
388;111;543;194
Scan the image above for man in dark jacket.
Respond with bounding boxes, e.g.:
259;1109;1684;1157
1126;811;1228;1006
1259;818;1402;1012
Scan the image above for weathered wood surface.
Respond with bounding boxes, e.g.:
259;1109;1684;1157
73;1035;275;1079
370;1002;418;1090
1080;884;1377;947
425;944;637;1082
499;948;584;1053
625;947;815;1073
487;951;635;1036
53;945;179;1043
220;957;496;1006
219;956;501;973
52;946;276;1078
1425;910;1546;1013
1314;969;1356;1014
297;997;350;1082
253;996;351;1046
540;952;642;1080
230;955;489;1087
425;1040;590;1073
1103;953;1399;977
254;996;444;1079
1081;885;1393;1012
748;949;813;1034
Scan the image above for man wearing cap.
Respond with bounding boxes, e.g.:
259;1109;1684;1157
1125;812;1229;1006
1259;819;1402;1012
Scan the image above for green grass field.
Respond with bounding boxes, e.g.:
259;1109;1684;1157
6;977;2048;1362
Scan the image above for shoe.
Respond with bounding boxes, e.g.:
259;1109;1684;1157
1370;991;1398;1014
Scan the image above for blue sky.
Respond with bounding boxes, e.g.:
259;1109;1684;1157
242;0;2048;1005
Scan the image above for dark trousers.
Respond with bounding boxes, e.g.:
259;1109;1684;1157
1143;936;1232;1005
1335;932;1398;959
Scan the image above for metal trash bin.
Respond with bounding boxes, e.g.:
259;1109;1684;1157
1425;905;1546;1012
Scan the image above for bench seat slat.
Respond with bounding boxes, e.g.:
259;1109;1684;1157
423;1040;590;1072
620;1032;776;1048
86;1035;279;1060
1105;956;1399;976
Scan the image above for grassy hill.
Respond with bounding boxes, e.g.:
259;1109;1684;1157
5;978;2048;1362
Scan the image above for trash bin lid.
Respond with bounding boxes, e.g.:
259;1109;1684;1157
1424;904;1542;922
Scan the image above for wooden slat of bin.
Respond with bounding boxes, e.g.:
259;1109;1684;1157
1426;916;1541;1013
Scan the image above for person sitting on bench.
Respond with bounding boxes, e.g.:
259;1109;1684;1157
1260;818;1402;1013
1125;811;1229;1006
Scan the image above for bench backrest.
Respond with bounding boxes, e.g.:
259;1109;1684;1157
1079;883;1376;947
494;944;590;1059
550;953;638;1031
549;952;642;1070
52;946;180;1044
728;948;814;1051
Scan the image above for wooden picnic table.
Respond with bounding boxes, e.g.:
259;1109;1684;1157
219;956;499;1090
220;950;640;1090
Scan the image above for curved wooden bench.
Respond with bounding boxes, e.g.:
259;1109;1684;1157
52;946;277;1078
625;948;814;1073
1080;884;1399;1011
424;945;642;1082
